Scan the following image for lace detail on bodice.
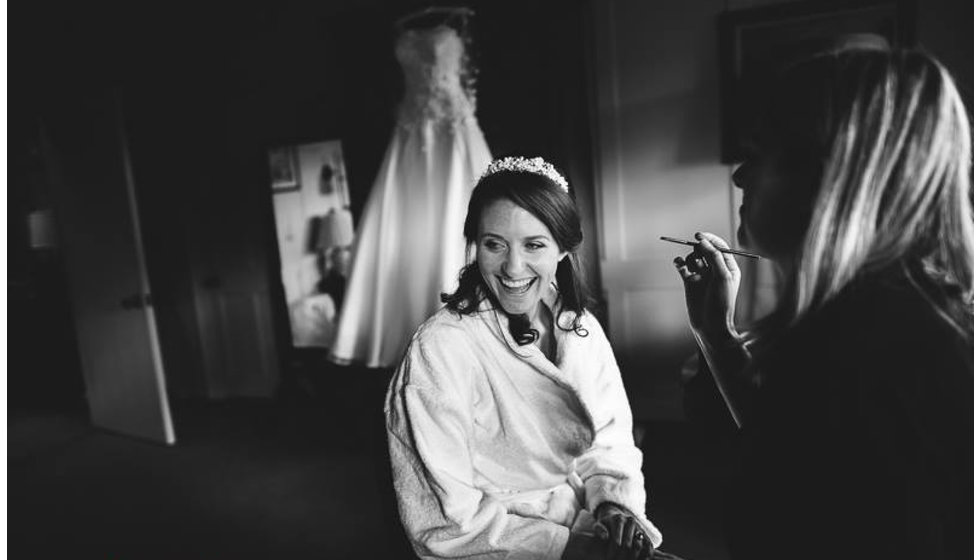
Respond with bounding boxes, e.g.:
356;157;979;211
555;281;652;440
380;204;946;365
395;26;475;126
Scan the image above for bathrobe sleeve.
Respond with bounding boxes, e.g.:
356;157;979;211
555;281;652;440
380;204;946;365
385;323;570;560
572;316;662;545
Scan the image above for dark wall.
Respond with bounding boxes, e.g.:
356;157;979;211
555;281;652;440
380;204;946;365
14;0;600;397
914;0;973;108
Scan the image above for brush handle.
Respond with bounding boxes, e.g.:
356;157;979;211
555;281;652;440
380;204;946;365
659;236;761;259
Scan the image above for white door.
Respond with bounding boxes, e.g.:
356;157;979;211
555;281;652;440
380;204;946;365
42;91;175;444
591;0;735;422
590;1;781;422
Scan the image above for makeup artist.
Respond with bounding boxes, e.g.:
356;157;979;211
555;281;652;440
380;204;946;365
672;46;972;559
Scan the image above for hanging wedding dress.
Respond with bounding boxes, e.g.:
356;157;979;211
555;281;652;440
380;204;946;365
330;24;492;368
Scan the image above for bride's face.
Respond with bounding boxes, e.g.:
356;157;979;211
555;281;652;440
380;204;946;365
476;199;567;318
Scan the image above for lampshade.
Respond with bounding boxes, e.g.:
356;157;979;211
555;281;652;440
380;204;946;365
317;207;354;250
28;209;59;249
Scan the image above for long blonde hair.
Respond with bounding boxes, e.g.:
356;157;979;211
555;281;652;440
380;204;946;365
760;49;973;342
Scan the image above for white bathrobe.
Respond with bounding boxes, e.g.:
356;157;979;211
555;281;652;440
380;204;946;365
385;295;662;559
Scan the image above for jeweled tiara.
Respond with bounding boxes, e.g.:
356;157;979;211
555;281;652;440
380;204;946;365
481;156;569;192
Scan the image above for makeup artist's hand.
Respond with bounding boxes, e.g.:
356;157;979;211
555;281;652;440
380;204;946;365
673;231;741;344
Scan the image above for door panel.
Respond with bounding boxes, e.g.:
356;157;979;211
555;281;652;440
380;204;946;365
193;289;280;399
42;91;175;444
591;0;734;422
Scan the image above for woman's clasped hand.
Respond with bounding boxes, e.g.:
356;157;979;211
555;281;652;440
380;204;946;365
561;502;676;560
593;502;657;558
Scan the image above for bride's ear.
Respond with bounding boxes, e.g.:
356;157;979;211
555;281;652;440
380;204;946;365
559;251;569;262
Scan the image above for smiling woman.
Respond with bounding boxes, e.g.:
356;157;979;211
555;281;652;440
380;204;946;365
476;199;568;349
443;157;590;346
384;156;665;559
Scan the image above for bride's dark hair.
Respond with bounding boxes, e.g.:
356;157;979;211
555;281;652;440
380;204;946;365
441;166;592;343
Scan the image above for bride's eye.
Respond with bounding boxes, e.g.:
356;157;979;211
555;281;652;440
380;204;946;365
482;239;505;252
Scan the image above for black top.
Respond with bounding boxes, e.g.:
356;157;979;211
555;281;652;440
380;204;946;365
727;276;972;559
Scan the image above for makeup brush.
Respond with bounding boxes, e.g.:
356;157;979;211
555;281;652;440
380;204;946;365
660;236;761;259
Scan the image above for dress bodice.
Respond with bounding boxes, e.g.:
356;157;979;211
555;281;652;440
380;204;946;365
395;25;475;124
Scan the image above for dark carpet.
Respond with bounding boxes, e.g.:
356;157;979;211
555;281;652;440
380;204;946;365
9;367;730;560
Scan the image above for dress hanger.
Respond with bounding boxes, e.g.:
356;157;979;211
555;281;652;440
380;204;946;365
394;5;474;32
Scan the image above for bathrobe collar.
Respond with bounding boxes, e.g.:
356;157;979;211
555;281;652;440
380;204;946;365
474;283;571;356
472;284;588;406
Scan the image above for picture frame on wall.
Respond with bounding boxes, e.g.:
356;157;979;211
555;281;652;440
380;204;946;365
718;0;914;163
268;146;301;192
